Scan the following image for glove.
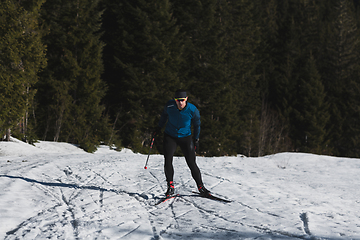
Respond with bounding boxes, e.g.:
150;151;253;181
194;139;199;152
152;126;161;137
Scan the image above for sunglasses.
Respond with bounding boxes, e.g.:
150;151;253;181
175;98;186;102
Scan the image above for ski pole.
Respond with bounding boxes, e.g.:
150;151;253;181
144;136;155;169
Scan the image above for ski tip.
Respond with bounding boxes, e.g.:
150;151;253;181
192;191;232;203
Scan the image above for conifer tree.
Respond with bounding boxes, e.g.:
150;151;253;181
321;0;359;156
171;0;225;156
0;0;46;141
36;0;107;152
286;0;331;153
292;55;329;153
226;0;261;157
101;0;183;152
340;0;360;157
348;2;360;157
171;0;260;156
257;0;294;154
257;0;332;154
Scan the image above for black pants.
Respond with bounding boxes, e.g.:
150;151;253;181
163;134;203;187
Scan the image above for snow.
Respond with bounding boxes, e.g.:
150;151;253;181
1;138;360;240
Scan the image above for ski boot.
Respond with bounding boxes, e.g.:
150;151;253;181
198;184;210;197
165;181;175;197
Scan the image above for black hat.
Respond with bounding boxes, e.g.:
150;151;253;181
174;89;187;98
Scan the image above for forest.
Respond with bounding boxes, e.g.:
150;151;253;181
1;0;360;158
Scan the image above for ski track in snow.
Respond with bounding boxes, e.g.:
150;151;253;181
1;140;360;239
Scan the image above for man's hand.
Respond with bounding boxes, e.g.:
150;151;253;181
194;139;199;152
152;126;161;137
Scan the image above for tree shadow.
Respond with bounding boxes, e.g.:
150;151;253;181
0;174;149;200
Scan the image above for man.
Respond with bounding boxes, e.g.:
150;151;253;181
153;89;209;197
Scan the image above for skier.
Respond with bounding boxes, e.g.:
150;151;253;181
153;89;210;197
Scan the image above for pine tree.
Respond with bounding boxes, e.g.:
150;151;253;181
348;1;360;157
101;0;183;152
0;0;46;141
36;0;108;152
257;0;333;155
292;54;329;153
321;0;359;156
286;0;331;153
171;0;227;156
171;0;261;156
225;0;261;157
257;0;294;154
342;0;360;157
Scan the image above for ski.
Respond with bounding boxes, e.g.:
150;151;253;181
155;194;179;205
192;191;232;203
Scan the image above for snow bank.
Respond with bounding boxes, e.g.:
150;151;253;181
1;138;360;239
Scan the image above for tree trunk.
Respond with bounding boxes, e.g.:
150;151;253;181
5;128;11;141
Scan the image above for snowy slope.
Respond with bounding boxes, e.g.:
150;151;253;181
0;138;359;240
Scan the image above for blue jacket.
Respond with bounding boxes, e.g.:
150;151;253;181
158;100;200;139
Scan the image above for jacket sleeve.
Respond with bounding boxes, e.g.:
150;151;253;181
158;104;168;128
192;107;201;140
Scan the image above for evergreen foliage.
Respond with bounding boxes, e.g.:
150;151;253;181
171;0;261;156
173;0;230;156
0;0;47;141
321;0;360;156
101;0;183;152
34;0;107;152
3;0;360;157
292;55;329;153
